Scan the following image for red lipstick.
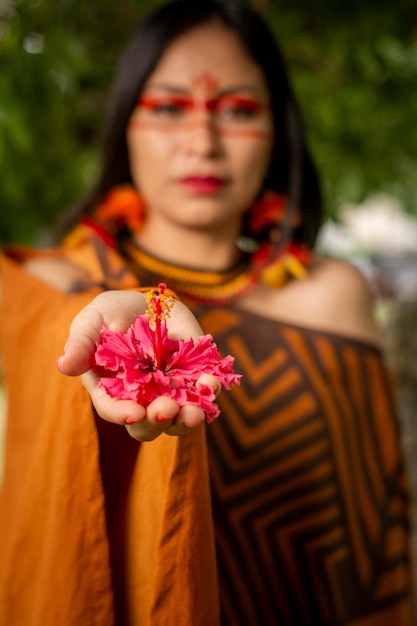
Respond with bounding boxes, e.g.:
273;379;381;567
179;176;223;194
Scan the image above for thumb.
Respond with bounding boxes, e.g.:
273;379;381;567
58;336;96;376
57;303;104;376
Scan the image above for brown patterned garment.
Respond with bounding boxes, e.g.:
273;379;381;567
197;306;412;626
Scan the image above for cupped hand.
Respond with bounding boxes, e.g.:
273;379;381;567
57;290;220;441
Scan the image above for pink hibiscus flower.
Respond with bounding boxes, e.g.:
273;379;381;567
93;285;241;422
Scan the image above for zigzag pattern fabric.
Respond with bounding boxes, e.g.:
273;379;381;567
197;306;411;626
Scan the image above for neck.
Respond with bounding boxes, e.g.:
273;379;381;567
133;220;242;271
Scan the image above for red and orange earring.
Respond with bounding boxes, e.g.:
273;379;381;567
79;185;146;247
237;189;312;287
248;190;287;236
237;190;287;253
94;185;146;233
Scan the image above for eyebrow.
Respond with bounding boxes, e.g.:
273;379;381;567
143;82;266;97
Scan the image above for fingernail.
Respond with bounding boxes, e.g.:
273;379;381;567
125;416;141;425
155;413;172;423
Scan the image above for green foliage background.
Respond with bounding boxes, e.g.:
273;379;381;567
1;0;416;245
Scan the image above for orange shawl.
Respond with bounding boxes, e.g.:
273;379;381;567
0;250;219;626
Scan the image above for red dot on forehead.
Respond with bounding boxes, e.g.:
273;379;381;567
192;72;219;96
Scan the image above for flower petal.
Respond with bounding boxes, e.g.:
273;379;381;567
93;314;241;422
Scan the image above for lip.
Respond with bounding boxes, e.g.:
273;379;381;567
178;176;225;194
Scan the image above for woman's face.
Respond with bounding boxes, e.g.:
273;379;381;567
127;21;274;237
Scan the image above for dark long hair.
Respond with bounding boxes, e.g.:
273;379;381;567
60;0;323;247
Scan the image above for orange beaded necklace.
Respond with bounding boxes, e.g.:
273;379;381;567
77;185;312;305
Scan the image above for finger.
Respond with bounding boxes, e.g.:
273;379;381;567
81;370;146;425
196;373;221;397
124;397;205;441
125;397;180;442
145;396;180;427
125;422;162;442
164;404;206;436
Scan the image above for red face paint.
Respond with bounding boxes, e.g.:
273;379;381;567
132;72;273;139
137;94;265;117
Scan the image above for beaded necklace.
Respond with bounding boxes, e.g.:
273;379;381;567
121;239;257;305
119;237;312;305
74;185;313;305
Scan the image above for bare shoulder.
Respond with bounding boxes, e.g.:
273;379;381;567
294;255;382;345
24;255;93;292
241;254;382;346
311;255;372;301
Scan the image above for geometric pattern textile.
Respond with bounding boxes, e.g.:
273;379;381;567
197;306;412;626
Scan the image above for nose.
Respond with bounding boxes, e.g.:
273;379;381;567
183;110;221;158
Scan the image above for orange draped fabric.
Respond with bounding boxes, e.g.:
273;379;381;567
0;232;413;625
0;252;219;626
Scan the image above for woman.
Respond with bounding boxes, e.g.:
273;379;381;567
0;1;412;625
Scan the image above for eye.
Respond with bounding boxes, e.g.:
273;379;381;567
152;101;186;116
138;97;191;117
214;97;262;121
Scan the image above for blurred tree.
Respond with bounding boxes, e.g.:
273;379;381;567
0;0;416;245
0;0;160;244
271;0;417;220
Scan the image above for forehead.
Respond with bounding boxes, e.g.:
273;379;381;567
145;22;268;92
